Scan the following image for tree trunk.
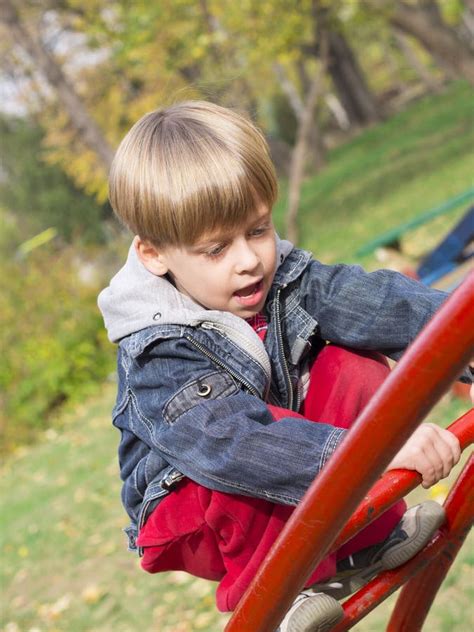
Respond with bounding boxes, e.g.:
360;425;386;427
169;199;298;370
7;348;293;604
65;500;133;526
285;38;328;245
327;30;382;126
390;0;474;86
295;60;327;170
393;29;443;93
0;0;115;171
273;61;326;172
324;93;350;130
312;0;382;127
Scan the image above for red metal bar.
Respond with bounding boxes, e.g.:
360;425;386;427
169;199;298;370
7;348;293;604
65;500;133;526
226;272;474;632
330;410;473;553
387;453;474;631
331;455;474;631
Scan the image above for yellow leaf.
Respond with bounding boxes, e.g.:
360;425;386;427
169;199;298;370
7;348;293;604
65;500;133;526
429;483;449;503
81;583;105;604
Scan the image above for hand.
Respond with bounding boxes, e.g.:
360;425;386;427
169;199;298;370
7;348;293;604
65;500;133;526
386;423;461;488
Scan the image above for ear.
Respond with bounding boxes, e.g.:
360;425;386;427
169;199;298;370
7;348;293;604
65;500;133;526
134;236;169;276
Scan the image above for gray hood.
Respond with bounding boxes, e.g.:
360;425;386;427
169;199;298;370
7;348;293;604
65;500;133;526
98;235;293;375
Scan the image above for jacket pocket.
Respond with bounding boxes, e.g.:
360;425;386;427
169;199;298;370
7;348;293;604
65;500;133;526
163;370;239;425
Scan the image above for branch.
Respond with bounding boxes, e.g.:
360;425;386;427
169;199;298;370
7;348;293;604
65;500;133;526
285;35;329;245
0;0;115;170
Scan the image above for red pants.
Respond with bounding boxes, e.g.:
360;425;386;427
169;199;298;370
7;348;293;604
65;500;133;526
137;345;406;612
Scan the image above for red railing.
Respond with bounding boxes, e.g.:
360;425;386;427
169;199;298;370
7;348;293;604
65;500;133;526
226;270;474;631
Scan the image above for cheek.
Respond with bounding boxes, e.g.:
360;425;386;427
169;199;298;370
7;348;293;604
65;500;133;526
266;242;277;270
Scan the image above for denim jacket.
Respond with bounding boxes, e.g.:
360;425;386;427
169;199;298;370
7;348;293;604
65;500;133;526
98;237;453;551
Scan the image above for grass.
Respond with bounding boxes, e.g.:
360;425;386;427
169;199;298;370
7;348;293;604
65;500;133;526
0;387;229;632
2;81;473;631
273;80;474;268
1;388;471;632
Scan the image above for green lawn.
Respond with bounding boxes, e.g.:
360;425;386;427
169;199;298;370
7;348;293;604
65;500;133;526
273;80;474;269
1;388;471;632
2;81;473;631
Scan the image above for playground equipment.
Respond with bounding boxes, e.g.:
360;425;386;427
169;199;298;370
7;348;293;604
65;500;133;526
355;189;474;258
416;205;473;289
225;271;474;631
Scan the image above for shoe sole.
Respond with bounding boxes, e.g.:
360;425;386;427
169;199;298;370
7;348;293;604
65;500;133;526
348;500;445;582
281;593;344;632
310;501;446;600
381;500;445;569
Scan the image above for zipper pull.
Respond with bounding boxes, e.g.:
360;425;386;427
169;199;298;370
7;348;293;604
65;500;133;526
162;470;185;490
201;321;221;331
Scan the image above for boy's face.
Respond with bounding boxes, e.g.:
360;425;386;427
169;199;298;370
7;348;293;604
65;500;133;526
137;203;277;319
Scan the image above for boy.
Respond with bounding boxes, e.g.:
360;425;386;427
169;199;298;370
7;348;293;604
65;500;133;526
99;101;468;631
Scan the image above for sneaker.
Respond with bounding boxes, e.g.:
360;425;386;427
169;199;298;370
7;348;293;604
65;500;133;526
278;591;343;632
311;500;445;600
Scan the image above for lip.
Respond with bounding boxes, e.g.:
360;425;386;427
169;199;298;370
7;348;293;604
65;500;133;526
233;279;265;307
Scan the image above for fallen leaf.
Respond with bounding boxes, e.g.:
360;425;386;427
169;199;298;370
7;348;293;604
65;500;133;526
429;483;449;503
81;583;105;604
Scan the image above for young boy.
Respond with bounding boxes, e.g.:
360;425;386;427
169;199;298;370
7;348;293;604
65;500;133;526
98;101;468;631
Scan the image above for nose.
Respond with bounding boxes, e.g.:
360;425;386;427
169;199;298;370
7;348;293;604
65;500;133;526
234;237;260;274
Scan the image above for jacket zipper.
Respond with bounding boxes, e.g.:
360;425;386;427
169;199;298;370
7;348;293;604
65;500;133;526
295;380;302;412
200;321;271;383
185;334;262;398
274;286;295;411
137;470;185;540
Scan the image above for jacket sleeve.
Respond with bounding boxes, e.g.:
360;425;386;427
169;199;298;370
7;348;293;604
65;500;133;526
301;260;449;360
128;337;346;506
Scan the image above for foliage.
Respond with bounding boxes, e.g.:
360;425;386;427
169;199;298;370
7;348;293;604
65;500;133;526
4;0;470;201
0;115;110;244
0;243;115;452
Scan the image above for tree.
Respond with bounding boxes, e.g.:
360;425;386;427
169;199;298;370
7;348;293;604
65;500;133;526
0;0;115;170
2;0;467;210
285;37;329;244
0;115;109;243
310;0;382;126
365;0;474;86
392;29;443;93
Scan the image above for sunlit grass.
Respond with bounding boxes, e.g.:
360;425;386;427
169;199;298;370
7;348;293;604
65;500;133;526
273;80;474;267
1;386;471;631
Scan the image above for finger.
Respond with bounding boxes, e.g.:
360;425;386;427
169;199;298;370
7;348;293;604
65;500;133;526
412;448;440;488
415;425;446;483
427;434;456;479
441;428;461;466
431;425;462;471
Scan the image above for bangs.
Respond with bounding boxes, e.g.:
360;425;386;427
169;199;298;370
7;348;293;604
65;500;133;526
157;154;277;247
109;102;278;247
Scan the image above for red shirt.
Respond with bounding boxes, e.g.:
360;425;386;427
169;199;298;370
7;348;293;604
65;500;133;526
247;312;268;341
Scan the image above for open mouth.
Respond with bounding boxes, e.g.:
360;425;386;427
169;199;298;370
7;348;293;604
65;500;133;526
233;280;265;307
234;280;262;298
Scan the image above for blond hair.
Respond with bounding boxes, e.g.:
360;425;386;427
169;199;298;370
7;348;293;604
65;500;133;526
109;101;278;247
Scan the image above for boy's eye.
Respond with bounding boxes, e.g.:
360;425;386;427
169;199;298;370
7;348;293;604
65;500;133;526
250;223;270;237
205;244;225;258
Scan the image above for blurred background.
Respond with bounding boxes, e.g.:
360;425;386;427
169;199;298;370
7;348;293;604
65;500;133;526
1;1;473;630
